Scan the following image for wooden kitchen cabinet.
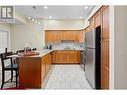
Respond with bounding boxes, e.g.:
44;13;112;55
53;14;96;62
52;50;80;64
45;30;83;43
45;53;51;75
94;11;101;27
60;51;67;63
52;50;60;63
67;51;80;63
61;31;74;41
19;52;52;88
89;17;95;31
42;52;52;79
75;31;84;42
101;6;109;89
45;31;60;43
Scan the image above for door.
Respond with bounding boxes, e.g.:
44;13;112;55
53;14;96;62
85;48;95;88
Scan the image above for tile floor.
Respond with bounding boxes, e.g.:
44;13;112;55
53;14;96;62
0;64;92;89
44;65;92;89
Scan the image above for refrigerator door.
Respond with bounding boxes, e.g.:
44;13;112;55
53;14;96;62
85;29;96;48
85;48;95;88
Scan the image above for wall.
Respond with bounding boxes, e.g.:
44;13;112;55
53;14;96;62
44;19;85;30
10;20;44;51
0;24;11;51
114;6;127;89
0;24;10;31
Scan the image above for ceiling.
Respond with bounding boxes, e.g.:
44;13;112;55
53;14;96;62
15;6;95;20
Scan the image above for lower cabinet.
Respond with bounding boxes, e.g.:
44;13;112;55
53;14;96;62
52;50;80;64
42;53;51;79
19;52;52;89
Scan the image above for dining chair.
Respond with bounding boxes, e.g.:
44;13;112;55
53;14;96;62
0;52;18;89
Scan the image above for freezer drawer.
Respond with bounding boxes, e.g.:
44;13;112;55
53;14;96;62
85;48;95;88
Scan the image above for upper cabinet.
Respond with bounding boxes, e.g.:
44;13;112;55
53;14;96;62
45;30;84;43
89;18;95;31
45;31;60;43
88;9;101;31
94;11;101;28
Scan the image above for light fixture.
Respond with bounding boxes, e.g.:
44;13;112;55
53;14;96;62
49;16;52;19
28;16;31;20
32;18;35;21
38;22;41;24
84;6;88;9
35;20;38;23
44;6;48;9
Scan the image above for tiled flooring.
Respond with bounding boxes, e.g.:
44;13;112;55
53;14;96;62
0;64;92;89
44;65;92;89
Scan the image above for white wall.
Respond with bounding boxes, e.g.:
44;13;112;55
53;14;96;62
0;24;10;32
10;20;44;51
114;6;127;89
0;24;11;51
44;19;85;30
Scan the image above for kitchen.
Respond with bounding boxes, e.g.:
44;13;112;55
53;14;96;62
0;5;110;89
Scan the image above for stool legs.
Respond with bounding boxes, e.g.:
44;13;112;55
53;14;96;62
11;70;13;82
16;70;18;87
1;71;5;89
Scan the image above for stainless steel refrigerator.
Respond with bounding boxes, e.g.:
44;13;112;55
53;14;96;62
85;26;101;89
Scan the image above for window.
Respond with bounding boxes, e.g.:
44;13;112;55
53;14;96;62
0;30;8;53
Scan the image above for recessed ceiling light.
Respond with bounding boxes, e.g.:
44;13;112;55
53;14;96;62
35;20;38;23
84;6;88;9
32;18;35;21
44;6;48;9
49;16;52;19
38;22;41;24
28;17;31;19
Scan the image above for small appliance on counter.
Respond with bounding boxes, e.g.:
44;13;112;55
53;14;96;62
46;45;52;49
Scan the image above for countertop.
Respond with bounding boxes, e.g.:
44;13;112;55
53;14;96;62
53;49;84;51
8;49;53;58
8;49;84;58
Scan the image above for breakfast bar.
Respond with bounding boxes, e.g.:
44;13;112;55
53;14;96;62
14;50;53;89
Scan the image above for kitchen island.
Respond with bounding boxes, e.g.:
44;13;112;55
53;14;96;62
17;50;53;89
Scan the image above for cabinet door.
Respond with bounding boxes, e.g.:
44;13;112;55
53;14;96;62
89;18;95;31
45;32;52;43
101;39;109;89
42;57;46;80
45;31;60;43
101;6;109;89
60;51;67;63
67;51;80;63
67;51;77;63
55;51;61;63
94;11;101;27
